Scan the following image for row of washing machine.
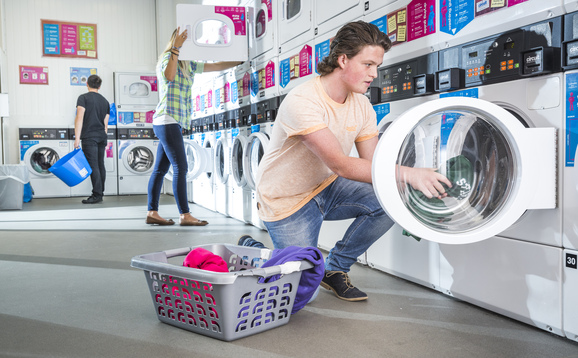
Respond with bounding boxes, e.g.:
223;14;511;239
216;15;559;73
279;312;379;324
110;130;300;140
164;97;280;231
18;125;161;198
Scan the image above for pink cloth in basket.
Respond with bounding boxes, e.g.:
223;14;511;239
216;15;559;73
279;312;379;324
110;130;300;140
183;248;229;273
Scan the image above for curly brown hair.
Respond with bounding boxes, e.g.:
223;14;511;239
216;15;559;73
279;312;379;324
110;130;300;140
317;21;392;76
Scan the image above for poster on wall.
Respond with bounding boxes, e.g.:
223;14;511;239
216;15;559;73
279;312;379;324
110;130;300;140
70;67;97;86
42;19;97;59
19;66;49;85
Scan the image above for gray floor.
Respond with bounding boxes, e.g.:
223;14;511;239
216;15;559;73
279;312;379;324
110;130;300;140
1;195;577;358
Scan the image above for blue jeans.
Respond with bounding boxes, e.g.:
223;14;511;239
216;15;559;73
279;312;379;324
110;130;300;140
263;177;394;272
147;123;189;214
81;137;107;198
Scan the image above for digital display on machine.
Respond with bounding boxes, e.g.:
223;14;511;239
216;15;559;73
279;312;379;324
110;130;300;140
406;68;412;75
469;51;478;58
504;42;515;50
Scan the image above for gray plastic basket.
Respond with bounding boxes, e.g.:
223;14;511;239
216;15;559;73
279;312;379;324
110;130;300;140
131;243;313;341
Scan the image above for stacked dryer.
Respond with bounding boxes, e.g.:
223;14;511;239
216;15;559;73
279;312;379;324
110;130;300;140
114;72;159;195
559;6;578;342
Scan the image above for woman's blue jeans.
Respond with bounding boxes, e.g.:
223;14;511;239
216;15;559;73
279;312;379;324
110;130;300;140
147;123;189;214
263;177;394;272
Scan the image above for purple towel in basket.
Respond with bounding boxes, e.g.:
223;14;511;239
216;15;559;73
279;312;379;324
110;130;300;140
259;246;325;314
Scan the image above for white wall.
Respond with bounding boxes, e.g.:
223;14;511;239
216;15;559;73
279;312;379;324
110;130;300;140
2;0;158;163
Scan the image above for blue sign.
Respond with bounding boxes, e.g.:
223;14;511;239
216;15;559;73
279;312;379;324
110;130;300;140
440;88;479;98
566;73;578;167
439;0;475;36
373;103;390;126
231;81;238;104
118;112;134;125
315;39;330;75
43;23;60;55
232;127;239;138
251;124;260;133
370;15;387;34
279;57;291;88
250;71;259;97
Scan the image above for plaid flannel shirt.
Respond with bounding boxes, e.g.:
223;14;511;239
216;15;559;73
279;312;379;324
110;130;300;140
154;52;204;129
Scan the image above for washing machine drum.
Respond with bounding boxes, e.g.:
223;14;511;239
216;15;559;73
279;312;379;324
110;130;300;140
127;146;154;172
30;147;60;174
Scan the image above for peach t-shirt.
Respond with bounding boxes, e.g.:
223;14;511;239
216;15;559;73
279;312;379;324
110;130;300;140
255;76;378;222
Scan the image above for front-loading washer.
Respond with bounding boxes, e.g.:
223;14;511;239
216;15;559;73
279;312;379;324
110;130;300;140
191;115;216;212
117;127;157;195
69;126;118;197
243;99;278;230
213;111;230;216
229;105;252;224
19;127;70;198
371;17;565;338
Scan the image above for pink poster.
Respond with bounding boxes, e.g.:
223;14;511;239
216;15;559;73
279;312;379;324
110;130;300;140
140;76;158;92
407;0;436;42
215;6;246;36
242;72;251;97
19;66;49;85
61;24;78;55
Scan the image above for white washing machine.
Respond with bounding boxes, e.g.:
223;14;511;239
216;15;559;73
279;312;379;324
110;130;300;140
191;115;216;212
229;105;253;224
243;98;278;230
246;0;278;59
213;111;230;216
117;127;158;195
18;127;70;198
372;17;565;338
362;52;442;283
69;126;118;197
560;9;578;342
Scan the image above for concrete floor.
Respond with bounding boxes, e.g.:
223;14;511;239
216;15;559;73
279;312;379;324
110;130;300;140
1;194;577;358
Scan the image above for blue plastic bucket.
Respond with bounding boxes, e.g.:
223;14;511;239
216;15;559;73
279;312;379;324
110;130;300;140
48;148;92;187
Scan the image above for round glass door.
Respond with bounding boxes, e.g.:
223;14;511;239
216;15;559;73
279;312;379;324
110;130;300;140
373;97;555;244
30;147;60;175
125;146;154;174
231;135;247;187
215;138;229;184
244;133;269;190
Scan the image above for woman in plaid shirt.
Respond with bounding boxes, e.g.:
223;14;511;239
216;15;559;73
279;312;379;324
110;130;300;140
146;27;240;226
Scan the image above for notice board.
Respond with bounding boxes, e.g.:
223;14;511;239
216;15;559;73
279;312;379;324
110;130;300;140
42;19;97;59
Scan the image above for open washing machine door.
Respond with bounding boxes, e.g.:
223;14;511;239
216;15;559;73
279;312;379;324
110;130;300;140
373;97;556;244
243;132;269;190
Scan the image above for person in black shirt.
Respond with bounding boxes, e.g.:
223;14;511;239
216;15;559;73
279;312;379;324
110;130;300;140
74;75;110;204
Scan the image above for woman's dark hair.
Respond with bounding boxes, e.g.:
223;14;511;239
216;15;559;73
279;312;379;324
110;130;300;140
87;75;102;89
317;21;392;76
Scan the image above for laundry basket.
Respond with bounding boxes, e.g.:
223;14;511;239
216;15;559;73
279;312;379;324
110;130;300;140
48;148;92;187
130;243;313;341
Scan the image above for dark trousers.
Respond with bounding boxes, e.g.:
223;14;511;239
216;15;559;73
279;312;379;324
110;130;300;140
82;138;107;198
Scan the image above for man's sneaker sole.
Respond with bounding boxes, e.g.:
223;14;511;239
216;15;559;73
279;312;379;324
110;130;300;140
320;281;368;302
